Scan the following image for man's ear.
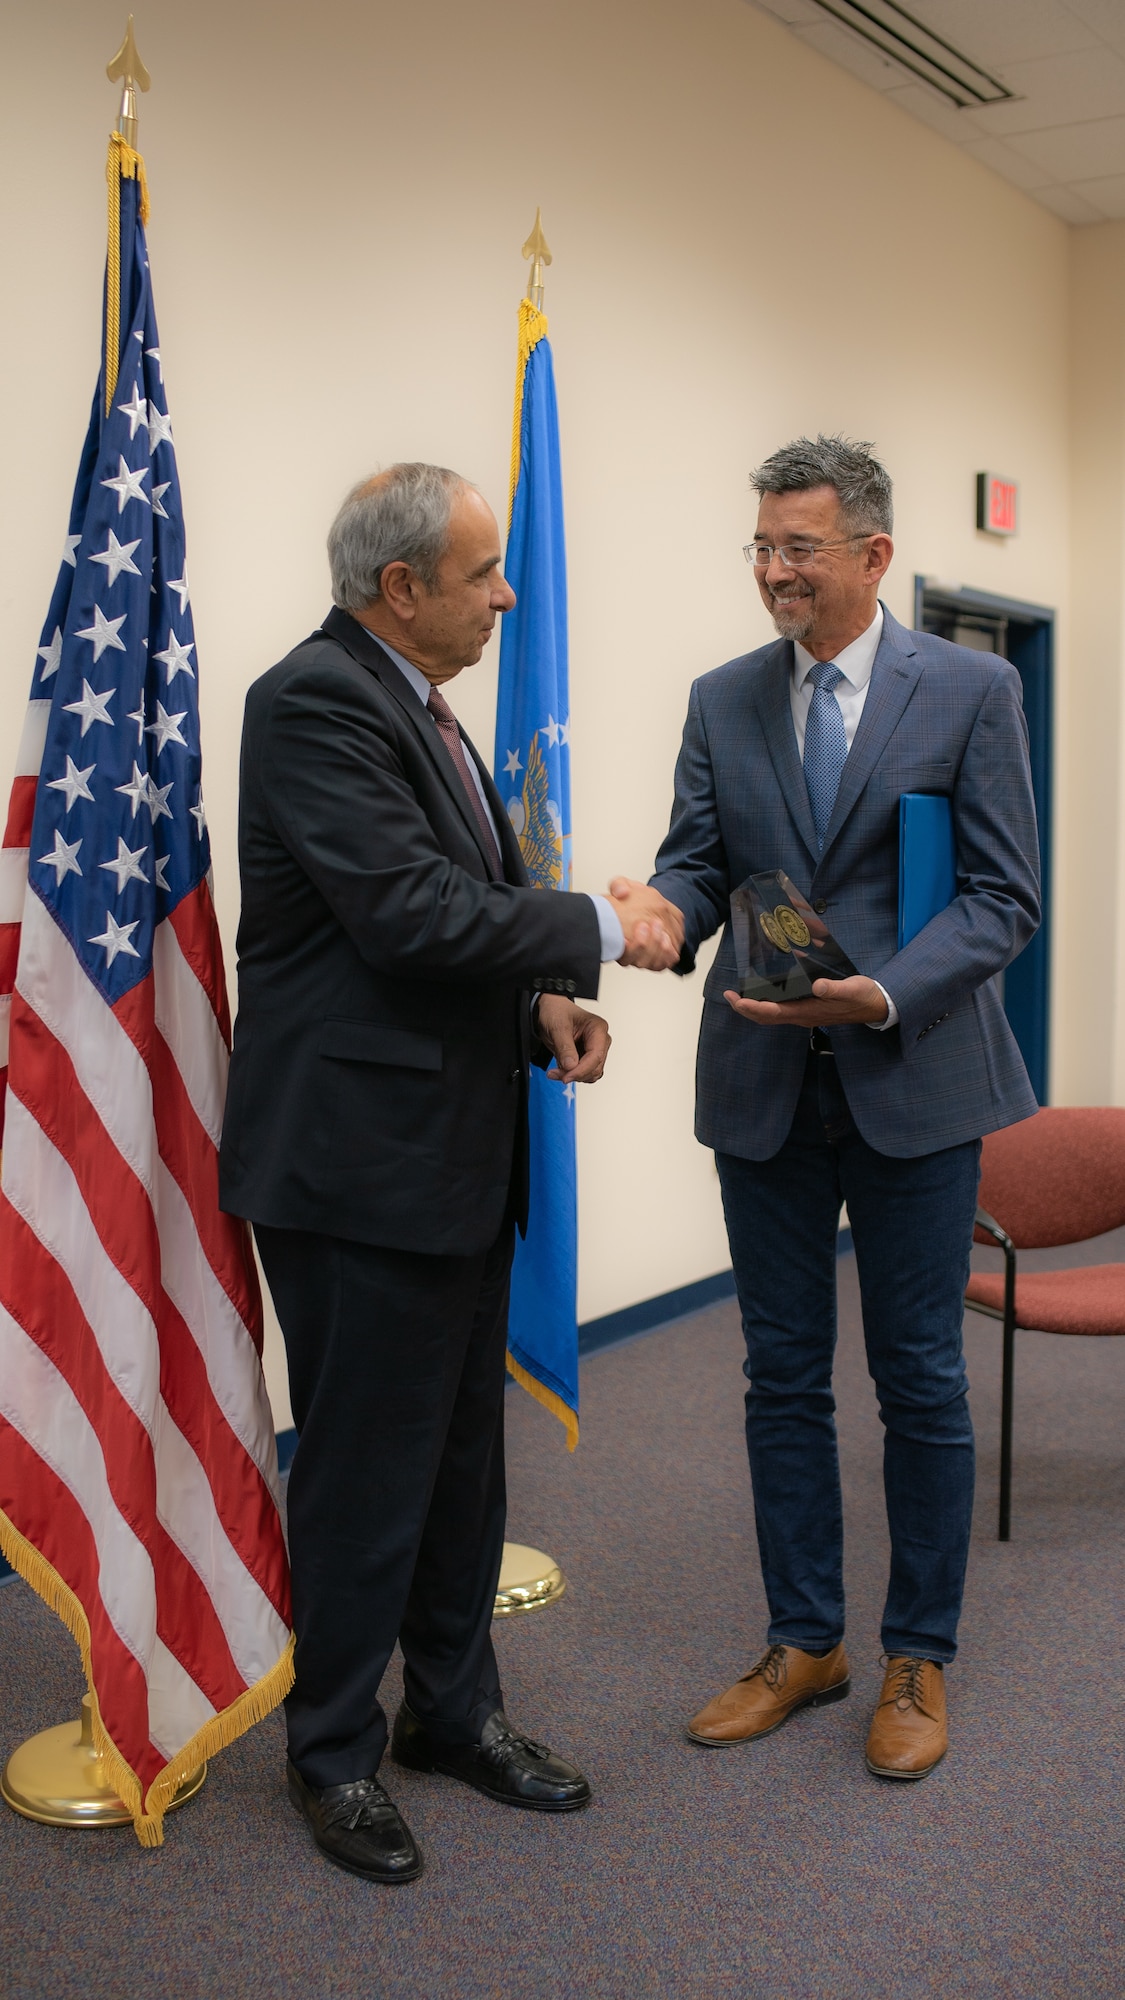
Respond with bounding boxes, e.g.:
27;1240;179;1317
865;534;894;587
378;560;420;622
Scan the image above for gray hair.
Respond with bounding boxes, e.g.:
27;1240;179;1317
327;462;467;610
749;434;894;536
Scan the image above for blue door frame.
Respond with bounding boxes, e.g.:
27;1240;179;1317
913;578;1053;1105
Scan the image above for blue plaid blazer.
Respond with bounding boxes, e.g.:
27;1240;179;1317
651;606;1041;1160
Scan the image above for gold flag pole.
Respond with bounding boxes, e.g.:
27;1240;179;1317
493;209;566;1619
0;22;206;1830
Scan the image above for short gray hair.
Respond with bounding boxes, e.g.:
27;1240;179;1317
750;434;893;536
327;462;466;610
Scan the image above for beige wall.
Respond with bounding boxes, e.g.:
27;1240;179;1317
0;0;1088;1430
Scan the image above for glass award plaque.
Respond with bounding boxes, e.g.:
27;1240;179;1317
730;871;858;1002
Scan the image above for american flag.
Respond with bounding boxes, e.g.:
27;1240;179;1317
0;140;292;1846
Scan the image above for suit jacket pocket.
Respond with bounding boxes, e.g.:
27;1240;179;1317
319;1019;443;1070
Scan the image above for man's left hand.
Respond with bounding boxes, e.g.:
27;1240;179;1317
723;976;889;1027
536;996;612;1082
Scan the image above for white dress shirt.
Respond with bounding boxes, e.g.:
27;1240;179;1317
378;640;625;963
789;606;897;1030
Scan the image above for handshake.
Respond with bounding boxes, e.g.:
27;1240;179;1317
608;877;685;972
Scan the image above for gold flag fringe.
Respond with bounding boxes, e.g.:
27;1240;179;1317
506;1349;579;1451
0;1505;294;1847
507;297;549;528
105;132;151;416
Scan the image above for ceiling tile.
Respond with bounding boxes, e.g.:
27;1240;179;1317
960;136;1056;190
881;82;981;144
1032;182;1109;221
1071;170;1125;215
907;0;1098;66
1060;0;1125;41
1005;114;1125;179
963;46;1125;134
790;19;905;90
745;0;824;24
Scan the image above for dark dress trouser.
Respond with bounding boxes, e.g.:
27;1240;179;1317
716;1038;982;1665
255;1218;515;1789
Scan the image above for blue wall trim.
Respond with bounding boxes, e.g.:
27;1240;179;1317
269;1231;854;1474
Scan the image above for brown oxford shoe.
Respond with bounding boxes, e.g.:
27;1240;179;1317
686;1641;850;1746
865;1656;948;1780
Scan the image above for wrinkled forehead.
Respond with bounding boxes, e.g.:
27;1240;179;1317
753;485;844;537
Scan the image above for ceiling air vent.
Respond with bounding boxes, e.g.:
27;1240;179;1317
808;0;1015;107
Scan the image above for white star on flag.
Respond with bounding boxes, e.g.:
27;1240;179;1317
63;679;116;735
37;831;83;885
74;607;127;662
543;714;560;747
559;717;571;746
145;344;163;382
147;778;174;824
88;911;141;967
99;837;150;893
167;569;190;613
152;482;171;520
61;533;81;567
101;457;150;514
154;631;195;682
47;756;96;811
116;762;151;818
504;749;523;779
190;796;207;839
37;628;63;680
146;406;173;452
90;531;142;587
127;704;146;743
117;383;148;439
145;703;188;755
154;853;170;890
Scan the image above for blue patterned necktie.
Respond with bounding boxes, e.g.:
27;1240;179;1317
803;661;847;851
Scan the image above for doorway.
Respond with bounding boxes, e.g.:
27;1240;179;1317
913;578;1053;1105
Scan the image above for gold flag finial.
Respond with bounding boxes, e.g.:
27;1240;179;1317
521;208;552;311
106;17;151;149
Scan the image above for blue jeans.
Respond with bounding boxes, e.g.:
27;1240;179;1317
716;1040;980;1663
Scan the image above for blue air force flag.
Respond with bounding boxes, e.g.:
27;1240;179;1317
494;299;579;1447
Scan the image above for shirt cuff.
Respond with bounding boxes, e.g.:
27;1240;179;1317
868;981;899;1030
590;894;626;963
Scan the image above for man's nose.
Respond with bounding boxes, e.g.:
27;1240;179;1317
764;550;797;584
495;575;517;611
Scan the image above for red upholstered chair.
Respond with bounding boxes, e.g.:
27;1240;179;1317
964;1108;1125;1541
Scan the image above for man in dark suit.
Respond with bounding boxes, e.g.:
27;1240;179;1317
614;435;1040;1780
219;462;682;1882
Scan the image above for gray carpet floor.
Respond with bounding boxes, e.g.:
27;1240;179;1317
0;1234;1122;1999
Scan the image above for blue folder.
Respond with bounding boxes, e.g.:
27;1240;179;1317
898;793;956;949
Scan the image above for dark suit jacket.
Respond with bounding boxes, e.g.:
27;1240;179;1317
219;608;601;1254
651;606;1041;1160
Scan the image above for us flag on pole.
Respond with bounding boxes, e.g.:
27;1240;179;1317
0;137;292;1845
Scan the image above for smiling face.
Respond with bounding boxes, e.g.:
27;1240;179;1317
405;487;516;683
753;484;893;660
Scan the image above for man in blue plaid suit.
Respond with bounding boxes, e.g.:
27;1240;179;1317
625;436;1040;1779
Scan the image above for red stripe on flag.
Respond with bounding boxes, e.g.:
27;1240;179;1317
114;981;261;1339
169;880;232;1046
0;1196;248;1710
3;777;36;850
0;1065;7;1148
8;996;291;1621
0;924;19;993
0;1415;162;1792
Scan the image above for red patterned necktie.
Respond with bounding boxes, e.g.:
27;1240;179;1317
426;684;504;878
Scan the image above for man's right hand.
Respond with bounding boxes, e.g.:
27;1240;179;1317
607;877;685;971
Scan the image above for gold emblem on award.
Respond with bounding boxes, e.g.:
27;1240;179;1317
775;905;811;948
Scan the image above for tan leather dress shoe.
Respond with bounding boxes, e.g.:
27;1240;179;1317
865;1656;948;1780
686;1642;850;1746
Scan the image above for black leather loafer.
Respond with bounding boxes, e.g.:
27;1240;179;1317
287;1760;423;1883
391;1703;592;1812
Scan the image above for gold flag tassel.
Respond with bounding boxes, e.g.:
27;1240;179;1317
104;132;150;416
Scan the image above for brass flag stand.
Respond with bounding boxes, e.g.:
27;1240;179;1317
0;22;206;1832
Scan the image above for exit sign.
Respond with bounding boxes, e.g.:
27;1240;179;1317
976;472;1018;536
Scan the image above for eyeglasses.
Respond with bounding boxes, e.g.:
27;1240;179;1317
743;537;867;569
